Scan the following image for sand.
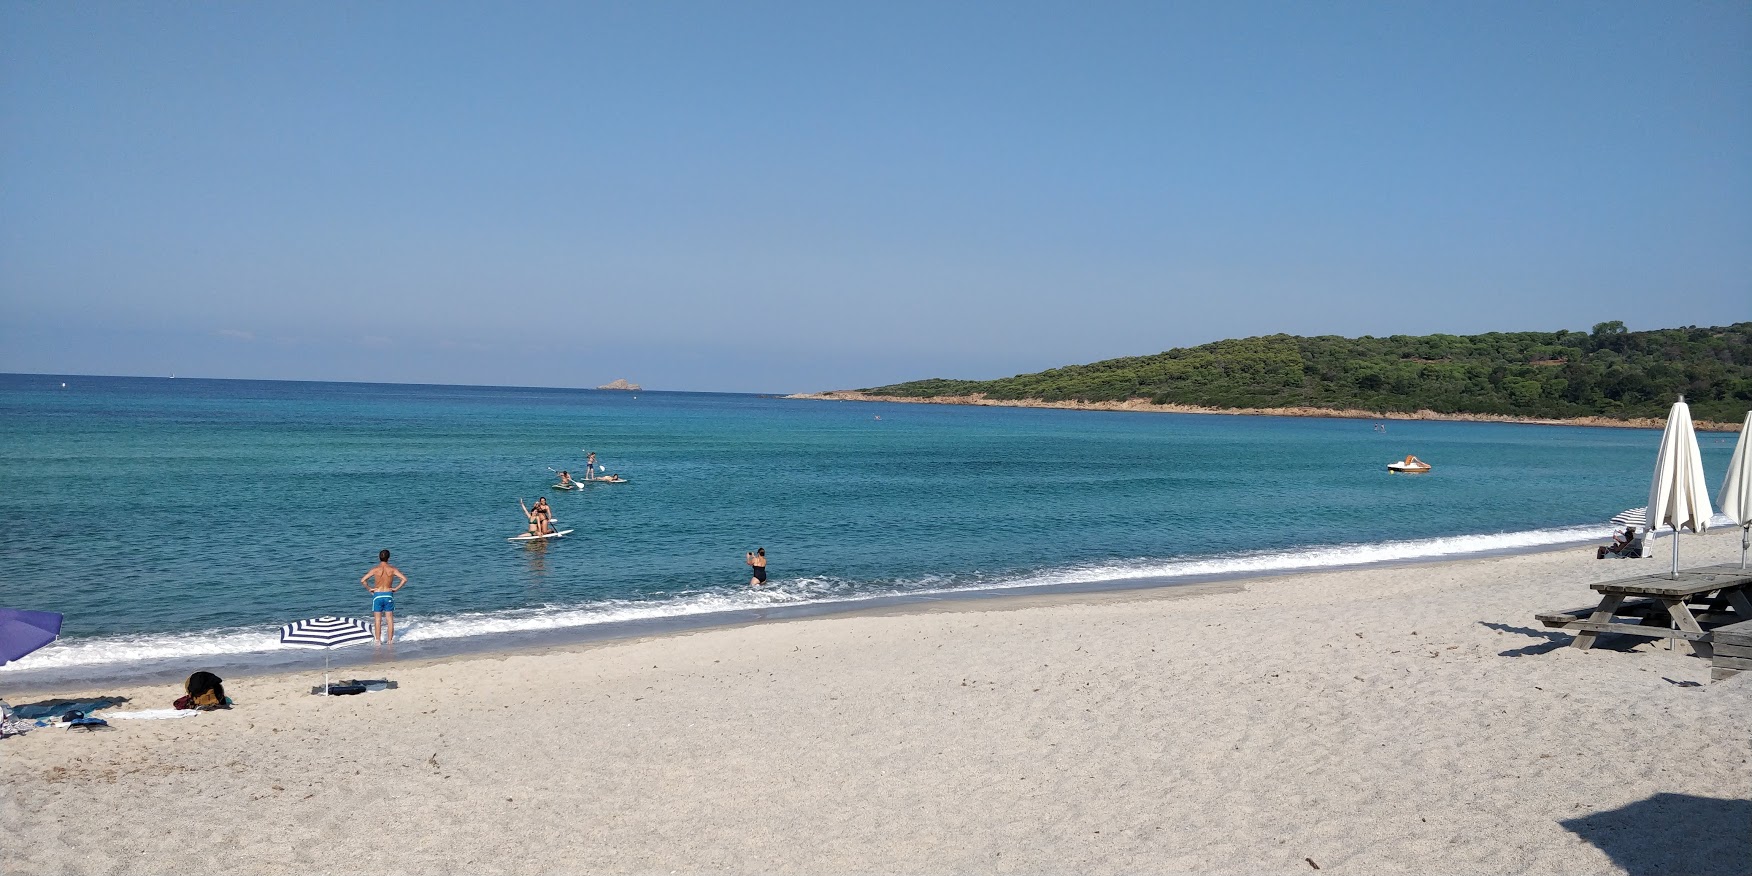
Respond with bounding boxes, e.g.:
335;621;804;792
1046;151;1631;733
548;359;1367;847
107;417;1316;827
4;536;1750;875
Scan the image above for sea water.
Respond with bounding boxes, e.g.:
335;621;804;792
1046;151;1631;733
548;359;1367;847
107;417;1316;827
0;374;1737;684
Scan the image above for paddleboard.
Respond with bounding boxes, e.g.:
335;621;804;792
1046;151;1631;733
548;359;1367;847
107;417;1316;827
508;529;574;542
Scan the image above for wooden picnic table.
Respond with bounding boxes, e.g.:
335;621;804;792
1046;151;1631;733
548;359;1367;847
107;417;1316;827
1536;564;1752;658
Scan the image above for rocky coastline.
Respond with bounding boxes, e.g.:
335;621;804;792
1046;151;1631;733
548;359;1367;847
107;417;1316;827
787;390;1742;432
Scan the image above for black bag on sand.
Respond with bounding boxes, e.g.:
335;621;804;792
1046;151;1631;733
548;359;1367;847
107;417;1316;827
183;671;229;710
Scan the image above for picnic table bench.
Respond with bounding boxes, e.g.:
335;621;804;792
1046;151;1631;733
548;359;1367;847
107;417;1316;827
1710;619;1752;682
1536;564;1752;660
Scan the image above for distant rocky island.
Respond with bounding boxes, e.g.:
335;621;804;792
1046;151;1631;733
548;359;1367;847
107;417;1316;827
790;322;1752;431
597;378;641;391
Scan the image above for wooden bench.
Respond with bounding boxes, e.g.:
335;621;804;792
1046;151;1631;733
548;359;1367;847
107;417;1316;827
1711;620;1752;682
1537;597;1669;629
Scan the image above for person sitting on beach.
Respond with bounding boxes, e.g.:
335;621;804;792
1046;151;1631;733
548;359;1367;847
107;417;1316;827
1597;526;1638;559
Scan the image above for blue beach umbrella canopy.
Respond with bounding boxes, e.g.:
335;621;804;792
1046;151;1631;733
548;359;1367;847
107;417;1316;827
279;616;375;694
0;608;63;667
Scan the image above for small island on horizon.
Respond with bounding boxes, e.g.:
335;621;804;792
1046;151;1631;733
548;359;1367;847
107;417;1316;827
792;322;1752;431
597;378;641;391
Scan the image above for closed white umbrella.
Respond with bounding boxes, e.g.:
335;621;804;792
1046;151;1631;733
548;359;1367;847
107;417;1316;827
1647;397;1713;579
1716;411;1752;569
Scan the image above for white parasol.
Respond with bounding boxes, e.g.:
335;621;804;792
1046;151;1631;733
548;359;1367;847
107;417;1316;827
1646;397;1713;578
1716;411;1752;569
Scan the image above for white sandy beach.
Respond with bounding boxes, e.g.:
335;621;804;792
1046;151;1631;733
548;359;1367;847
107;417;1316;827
4;536;1750;875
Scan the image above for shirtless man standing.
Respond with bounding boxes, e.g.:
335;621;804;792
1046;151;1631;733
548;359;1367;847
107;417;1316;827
361;549;408;644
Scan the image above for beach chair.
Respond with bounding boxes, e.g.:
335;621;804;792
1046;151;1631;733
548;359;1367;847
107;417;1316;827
1601;530;1650;559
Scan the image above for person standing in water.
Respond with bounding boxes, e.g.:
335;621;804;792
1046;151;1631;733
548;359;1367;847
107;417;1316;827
360;549;408;644
746;547;768;588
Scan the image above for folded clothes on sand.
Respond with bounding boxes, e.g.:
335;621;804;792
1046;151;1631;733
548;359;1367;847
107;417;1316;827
0;702;31;738
311;679;397;696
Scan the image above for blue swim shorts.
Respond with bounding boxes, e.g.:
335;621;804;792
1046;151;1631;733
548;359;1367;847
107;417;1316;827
371;593;394;613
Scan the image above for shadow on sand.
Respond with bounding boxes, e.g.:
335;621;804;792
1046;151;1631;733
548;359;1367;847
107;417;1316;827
1478;621;1649;657
1560;793;1751;876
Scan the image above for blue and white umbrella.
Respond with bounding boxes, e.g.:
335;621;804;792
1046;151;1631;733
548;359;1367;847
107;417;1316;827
279;616;375;695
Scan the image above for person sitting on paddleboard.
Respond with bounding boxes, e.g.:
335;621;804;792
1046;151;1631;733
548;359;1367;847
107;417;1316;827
558;470;574;488
520;498;553;536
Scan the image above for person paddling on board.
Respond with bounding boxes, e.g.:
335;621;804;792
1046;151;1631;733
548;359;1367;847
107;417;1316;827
360;549;408;645
746;547;768;588
557;470;575;489
585;451;598;481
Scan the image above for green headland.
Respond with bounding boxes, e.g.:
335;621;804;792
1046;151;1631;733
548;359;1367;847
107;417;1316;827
809;322;1752;429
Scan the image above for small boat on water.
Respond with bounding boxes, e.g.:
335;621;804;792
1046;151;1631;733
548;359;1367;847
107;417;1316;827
1387;455;1432;474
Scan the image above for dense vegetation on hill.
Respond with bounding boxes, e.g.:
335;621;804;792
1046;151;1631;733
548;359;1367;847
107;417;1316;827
866;322;1752;424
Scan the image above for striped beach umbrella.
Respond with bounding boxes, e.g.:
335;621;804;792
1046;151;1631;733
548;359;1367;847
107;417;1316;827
1609;507;1648;529
278;616;375;695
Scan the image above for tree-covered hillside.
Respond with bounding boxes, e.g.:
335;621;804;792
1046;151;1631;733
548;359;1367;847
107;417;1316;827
866;322;1752;424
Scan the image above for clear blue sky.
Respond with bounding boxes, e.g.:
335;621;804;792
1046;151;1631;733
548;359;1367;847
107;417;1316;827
3;2;1748;392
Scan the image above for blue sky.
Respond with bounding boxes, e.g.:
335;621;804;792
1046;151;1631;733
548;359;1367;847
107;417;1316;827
2;2;1748;392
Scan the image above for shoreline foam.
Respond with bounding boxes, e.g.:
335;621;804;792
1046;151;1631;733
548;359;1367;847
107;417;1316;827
788;390;1746;431
0;522;1625;690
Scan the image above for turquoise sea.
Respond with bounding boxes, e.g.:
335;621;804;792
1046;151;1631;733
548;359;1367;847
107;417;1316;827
0;374;1739;685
